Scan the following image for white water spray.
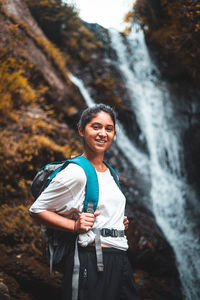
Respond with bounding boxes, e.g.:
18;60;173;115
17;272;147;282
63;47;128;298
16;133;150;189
109;26;200;300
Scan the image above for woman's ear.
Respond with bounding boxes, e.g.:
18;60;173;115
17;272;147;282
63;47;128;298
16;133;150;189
78;125;84;137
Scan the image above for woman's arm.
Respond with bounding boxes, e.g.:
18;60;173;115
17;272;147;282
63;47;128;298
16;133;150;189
123;216;129;231
30;210;100;234
30;210;76;232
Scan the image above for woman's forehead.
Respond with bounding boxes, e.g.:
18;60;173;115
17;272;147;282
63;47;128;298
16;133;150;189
90;111;114;125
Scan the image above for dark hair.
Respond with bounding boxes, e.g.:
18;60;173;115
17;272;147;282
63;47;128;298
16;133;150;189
78;104;116;130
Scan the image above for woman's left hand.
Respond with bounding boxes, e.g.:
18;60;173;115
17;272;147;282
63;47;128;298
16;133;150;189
123;216;129;230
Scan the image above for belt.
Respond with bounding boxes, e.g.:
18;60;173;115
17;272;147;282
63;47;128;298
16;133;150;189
92;228;125;237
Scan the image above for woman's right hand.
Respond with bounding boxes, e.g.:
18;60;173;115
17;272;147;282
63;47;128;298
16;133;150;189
75;211;101;234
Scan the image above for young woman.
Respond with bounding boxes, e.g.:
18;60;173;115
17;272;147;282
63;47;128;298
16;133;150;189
29;104;139;300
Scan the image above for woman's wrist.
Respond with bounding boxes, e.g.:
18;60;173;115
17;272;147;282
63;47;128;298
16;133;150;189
73;220;78;234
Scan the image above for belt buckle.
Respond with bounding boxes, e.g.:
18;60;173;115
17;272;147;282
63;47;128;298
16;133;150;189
111;229;118;237
105;228;111;236
101;228;111;237
101;228;118;237
114;229;118;237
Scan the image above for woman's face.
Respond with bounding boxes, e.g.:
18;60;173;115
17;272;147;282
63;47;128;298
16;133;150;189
79;111;116;154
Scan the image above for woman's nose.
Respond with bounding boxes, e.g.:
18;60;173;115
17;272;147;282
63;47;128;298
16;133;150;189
99;128;106;136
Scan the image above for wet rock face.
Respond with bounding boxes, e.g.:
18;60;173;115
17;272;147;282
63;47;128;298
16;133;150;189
182;98;200;198
0;245;62;300
0;282;10;300
164;80;200;200
127;215;182;299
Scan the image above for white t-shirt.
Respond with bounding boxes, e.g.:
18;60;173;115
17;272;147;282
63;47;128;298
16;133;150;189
29;163;128;250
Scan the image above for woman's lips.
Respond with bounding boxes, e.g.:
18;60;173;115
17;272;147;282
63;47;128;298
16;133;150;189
95;139;106;144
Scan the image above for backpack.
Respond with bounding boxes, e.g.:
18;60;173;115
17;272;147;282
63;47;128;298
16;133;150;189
31;155;121;273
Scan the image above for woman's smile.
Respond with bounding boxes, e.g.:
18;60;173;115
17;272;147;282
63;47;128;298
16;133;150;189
79;111;116;154
95;139;107;144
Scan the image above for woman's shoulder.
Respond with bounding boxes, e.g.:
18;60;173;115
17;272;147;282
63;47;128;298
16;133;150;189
52;162;87;186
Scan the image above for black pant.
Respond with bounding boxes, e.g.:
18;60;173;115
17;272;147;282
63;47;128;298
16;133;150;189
61;246;139;300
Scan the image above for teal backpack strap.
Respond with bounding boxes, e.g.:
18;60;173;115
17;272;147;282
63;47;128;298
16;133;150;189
68;156;99;213
67;156;100;299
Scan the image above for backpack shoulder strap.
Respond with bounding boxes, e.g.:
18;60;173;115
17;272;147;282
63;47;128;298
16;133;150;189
67;156;99;213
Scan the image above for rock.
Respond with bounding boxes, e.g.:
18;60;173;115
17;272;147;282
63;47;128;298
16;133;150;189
1;0;85;112
127;213;182;299
0;283;10;300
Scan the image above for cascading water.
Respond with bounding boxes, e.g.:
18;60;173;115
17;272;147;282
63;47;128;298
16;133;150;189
109;25;200;299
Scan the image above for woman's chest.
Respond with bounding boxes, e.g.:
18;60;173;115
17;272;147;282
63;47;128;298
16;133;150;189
97;172;126;212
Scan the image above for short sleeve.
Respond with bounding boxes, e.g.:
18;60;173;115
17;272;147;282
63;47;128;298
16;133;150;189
29;163;87;214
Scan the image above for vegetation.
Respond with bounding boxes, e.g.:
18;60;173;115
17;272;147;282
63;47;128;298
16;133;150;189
0;126;81;202
126;0;200;85
0;7;82;291
24;0;125;111
0;4;83;204
94;74;124;110
0;50;46;123
1;7;71;85
24;0;102;65
0;204;40;250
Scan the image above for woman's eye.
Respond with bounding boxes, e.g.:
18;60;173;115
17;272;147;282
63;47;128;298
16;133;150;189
92;125;99;130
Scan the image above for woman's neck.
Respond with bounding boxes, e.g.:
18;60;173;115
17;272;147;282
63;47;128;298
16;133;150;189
82;152;107;172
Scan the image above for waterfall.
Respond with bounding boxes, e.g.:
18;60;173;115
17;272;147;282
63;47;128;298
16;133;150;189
69;73;148;172
69;74;95;108
109;25;200;299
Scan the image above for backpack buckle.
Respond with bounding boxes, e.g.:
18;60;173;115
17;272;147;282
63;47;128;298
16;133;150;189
100;228;119;237
87;202;94;214
112;229;118;237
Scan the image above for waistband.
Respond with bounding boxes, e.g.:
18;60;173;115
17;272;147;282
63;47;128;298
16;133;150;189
92;228;125;237
78;245;126;255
